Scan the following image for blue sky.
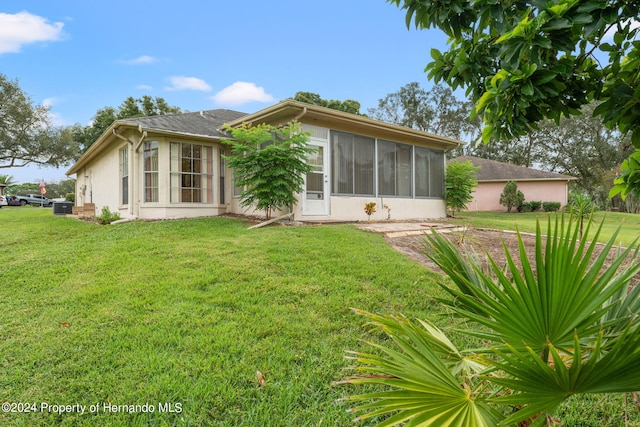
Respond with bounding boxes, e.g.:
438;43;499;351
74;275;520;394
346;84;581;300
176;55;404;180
1;0;449;184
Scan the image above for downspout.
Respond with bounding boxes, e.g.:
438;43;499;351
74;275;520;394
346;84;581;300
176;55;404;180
134;125;148;152
293;106;307;122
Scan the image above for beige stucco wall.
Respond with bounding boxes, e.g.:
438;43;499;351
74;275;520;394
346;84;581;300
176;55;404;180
466;180;569;212
226;195;446;222
74;141;125;217
292;196;446;221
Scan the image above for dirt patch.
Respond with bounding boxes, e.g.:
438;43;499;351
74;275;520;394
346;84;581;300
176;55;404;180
386;227;639;286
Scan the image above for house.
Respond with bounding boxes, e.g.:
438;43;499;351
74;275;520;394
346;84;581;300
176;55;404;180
448;156;576;212
66;100;461;221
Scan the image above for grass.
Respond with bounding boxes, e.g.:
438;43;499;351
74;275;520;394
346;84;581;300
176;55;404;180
0;208;444;426
0;207;638;426
448;210;640;247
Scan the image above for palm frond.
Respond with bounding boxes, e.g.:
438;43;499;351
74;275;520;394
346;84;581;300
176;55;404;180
340;311;501;426
344;214;640;426
423;214;640;353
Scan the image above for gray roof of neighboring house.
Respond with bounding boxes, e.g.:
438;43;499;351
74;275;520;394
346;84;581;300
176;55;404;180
117;109;247;138
450;155;575;181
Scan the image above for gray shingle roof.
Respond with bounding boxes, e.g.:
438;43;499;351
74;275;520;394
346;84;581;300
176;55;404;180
118;109;247;138
449;155;575;181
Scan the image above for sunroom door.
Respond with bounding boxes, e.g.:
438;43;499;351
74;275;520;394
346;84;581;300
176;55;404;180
302;141;330;216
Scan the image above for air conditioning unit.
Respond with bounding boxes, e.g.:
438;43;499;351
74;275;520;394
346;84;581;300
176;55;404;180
53;202;74;215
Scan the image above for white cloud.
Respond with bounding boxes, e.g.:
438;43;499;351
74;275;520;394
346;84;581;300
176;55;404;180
136;84;153;90
165;76;211;91
0;11;64;54
47;111;69;127
42;97;58;108
211;81;275;106
119;55;158;65
40;97;70;126
603;19;640;41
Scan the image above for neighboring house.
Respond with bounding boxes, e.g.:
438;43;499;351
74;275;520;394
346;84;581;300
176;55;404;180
448;156;576;212
66;100;460;221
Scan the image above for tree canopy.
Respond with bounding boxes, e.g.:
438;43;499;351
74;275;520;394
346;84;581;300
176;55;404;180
368;82;479;141
389;0;640;198
0;74;80;169
292;92;364;115
462;102;634;210
73;96;181;153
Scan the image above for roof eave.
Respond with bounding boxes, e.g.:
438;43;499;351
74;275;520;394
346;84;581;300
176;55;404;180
224;100;462;150
66;121;123;176
66;121;229;177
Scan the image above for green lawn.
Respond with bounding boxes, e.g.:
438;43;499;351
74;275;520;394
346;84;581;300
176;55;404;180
0;208;638;426
0;208;445;426
449;210;640;247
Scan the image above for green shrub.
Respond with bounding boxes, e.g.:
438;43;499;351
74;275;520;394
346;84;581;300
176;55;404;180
499;181;525;213
96;206;121;225
65;192;75;202
529;200;542;211
519;201;532;212
445;160;479;217
543;201;561;212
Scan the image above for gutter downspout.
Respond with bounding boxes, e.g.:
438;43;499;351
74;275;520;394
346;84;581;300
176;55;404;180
293;106;307;122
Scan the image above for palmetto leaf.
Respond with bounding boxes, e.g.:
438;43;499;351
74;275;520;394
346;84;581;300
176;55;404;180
340;311;501;426
344;214;640;426
420;214;640;424
491;323;640;425
423;214;640;354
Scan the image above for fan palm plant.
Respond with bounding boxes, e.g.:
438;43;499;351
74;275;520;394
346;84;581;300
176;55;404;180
0;174;16;187
339;214;640;426
568;192;595;239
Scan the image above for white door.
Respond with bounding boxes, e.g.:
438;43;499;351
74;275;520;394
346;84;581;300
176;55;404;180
302;141;330;216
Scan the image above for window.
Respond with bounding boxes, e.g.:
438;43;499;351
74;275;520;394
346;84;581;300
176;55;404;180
232;169;243;198
170;143;213;203
378;140;412;197
143;141;158;203
306;145;324;200
120;147;128;205
331;131;374;195
415;147;444;198
330;130;445;199
429;150;445;198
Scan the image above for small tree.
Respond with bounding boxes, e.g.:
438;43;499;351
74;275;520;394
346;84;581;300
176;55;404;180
569;192;595;239
500;180;524;213
445;160;479;217
223;122;314;220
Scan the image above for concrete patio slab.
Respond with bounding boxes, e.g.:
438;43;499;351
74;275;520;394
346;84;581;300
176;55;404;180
356;222;464;238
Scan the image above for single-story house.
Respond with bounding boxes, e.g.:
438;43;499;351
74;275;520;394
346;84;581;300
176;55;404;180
66;100;461;221
448;155;576;212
